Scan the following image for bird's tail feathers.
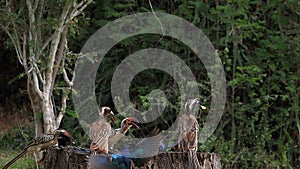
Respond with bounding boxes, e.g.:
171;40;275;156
2;149;28;169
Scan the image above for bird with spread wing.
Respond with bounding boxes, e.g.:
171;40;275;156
108;117;140;151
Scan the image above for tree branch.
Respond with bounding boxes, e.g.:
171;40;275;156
0;23;24;65
50;27;68;95
69;0;93;20
32;61;45;84
32;69;43;98
56;89;70;128
33;0;40;13
62;67;74;87
44;3;71;100
148;0;165;43
42;34;55;50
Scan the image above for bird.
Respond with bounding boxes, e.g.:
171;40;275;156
111;127;162;169
2;129;69;169
89;106;116;155
108;117;140;151
56;129;76;148
109;117;140;169
177;98;204;169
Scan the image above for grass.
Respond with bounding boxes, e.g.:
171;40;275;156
0;149;36;169
0;122;36;169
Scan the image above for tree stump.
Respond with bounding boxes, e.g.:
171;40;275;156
44;146;221;169
44;146;90;169
134;152;221;169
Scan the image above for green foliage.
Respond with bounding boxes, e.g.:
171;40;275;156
0;149;35;169
0;126;34;151
78;0;299;168
0;126;36;168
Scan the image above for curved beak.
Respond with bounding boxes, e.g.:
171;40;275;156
200;105;207;110
195;98;206;110
109;111;116;124
127;117;140;129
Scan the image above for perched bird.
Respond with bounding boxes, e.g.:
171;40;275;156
57;129;76;148
108;117;140;151
2;129;68;169
89;106;116;155
177;98;204;169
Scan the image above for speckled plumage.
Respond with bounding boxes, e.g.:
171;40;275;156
2;129;68;169
89;107;115;155
178;98;202;169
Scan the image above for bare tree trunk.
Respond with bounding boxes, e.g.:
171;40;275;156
42;96;57;133
28;81;43;136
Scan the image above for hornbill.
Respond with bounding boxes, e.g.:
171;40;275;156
89;116;138;168
177;98;205;169
2;129;71;169
89;106;116;155
108;117;140;151
57;129;76;148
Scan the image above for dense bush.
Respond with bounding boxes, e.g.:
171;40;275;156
69;1;299;168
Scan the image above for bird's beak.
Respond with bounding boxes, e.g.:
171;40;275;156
195;98;206;110
128;117;140;129
109;111;116;124
200;105;207;110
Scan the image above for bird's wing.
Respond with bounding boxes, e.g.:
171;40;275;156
178;115;190;140
178;115;199;151
25;134;56;151
108;128;125;150
186;115;199;150
130;127;163;158
89;121;111;150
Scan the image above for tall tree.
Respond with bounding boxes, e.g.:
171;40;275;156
0;0;92;137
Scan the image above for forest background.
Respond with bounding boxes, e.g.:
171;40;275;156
0;0;299;168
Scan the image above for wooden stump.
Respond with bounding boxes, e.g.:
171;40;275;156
44;146;90;169
134;152;221;169
44;146;221;169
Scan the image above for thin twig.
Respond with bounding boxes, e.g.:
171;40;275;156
148;0;165;44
